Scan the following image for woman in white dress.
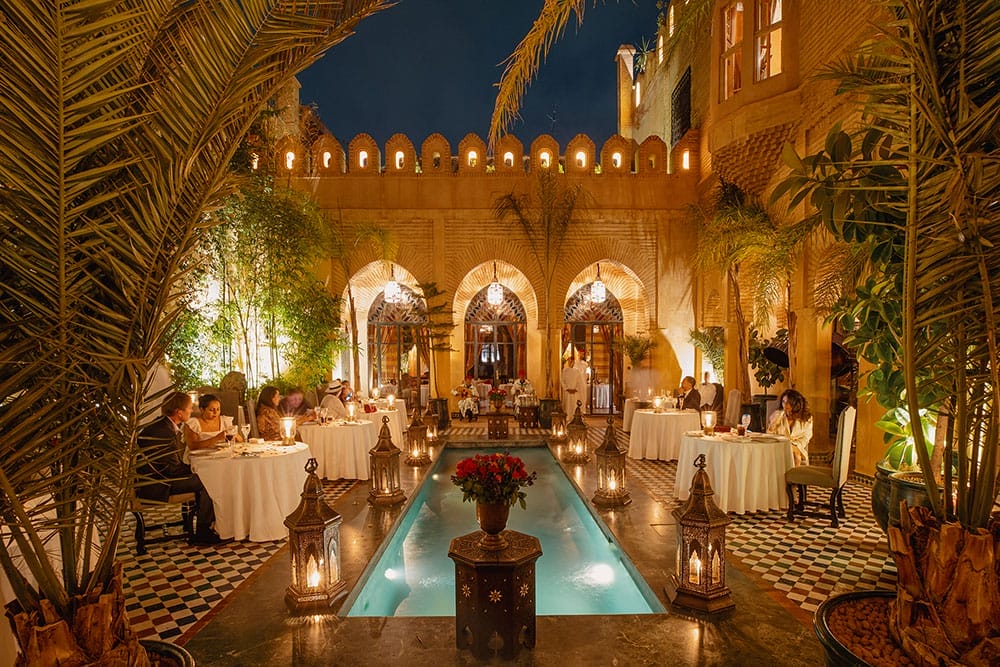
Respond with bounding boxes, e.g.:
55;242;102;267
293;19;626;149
766;389;814;465
185;394;237;452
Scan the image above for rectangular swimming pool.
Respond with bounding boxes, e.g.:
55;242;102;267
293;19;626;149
343;445;665;616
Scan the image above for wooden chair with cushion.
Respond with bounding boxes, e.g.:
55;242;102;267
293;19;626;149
784;406;857;527
723;389;742;427
130;491;196;555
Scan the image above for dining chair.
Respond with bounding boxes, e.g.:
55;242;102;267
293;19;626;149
784;406;857;527
246;398;260;439
724;389;742;426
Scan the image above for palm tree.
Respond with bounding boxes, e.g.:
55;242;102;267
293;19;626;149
0;0;387;662
324;216;396;391
693;181;808;398
494;172;585;397
781;1;1000;660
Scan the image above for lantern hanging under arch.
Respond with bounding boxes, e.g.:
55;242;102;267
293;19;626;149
368;416;406;506
591;263;607;304
668;454;734;613
486;261;503;306
562;401;591;464
405;407;431;466
592;416;631;508
284;458;347;613
384;266;403;304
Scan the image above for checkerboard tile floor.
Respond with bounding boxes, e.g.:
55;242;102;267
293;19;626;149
121;478;356;640
124;417;897;642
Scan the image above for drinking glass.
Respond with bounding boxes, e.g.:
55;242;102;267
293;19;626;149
739;413;752;436
239;423;251;441
225;426;237;456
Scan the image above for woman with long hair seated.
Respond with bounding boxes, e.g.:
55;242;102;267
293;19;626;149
767;388;814;465
185;394;239;452
255;385;282;440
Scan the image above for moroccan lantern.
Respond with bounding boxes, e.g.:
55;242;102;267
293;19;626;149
284;458;346;613
368;416;406;506
280;416;297;445
592;416;631;508
562;401;591;464
669;454;734;613
426;419;438;443
405;407;431;466
549;401;568;443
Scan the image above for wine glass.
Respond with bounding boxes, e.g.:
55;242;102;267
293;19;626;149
239;423;251;442
224;426;237;456
740;413;752;435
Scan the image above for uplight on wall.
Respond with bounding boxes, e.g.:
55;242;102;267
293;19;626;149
682;149;691;170
635;81;641;106
539;151;551;169
575;151;587;169
612;152;622;169
395;151;404;170
467;150;477;167
503;151;514;167
359;150;368;169
285;151;295;170
323;151;332;169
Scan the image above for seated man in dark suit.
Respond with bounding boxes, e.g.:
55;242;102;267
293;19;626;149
137;391;223;545
679;376;701;411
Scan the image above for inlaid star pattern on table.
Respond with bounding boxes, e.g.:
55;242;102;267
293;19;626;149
519;583;529;597
461;584;471;598
489;589;502;603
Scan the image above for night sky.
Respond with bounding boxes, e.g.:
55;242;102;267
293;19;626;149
297;0;661;148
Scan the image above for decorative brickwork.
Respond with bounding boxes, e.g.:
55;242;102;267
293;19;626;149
711;122;796;198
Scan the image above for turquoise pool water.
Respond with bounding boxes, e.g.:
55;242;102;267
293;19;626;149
344;446;664;616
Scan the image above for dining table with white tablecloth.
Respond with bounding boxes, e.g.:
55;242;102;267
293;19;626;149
190;441;310;542
627;409;702;460
361;406;408;449
622;398;651;432
299;420;377;480
674;432;795;514
591;383;611;410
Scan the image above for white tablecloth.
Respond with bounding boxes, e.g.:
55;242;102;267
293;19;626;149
674;433;795;514
623;398;651;431
191;442;310;542
362;407;408;449
299;421;376;480
628;410;702;460
592;383;611;409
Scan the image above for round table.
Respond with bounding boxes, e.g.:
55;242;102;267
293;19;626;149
362;407;408;449
627;410;702;460
622;398;651;432
674;432;795;514
190;442;310;542
299;421;377;480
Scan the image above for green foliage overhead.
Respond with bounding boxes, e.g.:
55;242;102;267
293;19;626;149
615;332;658;366
689;327;725;384
747;328;786;391
0;0;388;648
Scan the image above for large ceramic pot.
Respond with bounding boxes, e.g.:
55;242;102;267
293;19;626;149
141;639;195;666
538;398;559;429
814;590;900;666
476;501;510;551
870;460;894;532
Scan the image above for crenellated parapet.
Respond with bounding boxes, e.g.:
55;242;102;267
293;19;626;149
264;130;699;178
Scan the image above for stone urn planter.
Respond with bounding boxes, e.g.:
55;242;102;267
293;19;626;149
813;591;912;666
140;639;196;667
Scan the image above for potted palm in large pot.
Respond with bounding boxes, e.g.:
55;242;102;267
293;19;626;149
0;1;386;663
779;0;1000;662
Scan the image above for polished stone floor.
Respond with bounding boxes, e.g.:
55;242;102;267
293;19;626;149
176;418;892;665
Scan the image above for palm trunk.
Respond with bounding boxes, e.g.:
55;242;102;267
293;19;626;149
730;267;751;399
9;563;150;666
347;283;361;391
888;506;1000;665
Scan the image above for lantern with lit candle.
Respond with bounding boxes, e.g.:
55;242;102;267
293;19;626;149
652;395;664;414
562;401;591;464
549;401;568;443
701;410;717;435
372;387;380;400
668;454;734;613
368;416;406;506
592;416;631;508
284;458;346;612
347;401;357;422
387;393;396;410
405;408;431;466
280;416;297;445
426;420;438;443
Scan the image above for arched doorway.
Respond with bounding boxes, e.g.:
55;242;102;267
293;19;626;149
367;285;427;393
464;285;527;384
563;284;624;414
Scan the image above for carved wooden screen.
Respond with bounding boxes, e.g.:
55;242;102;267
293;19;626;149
464;285;527;383
368;285;427;389
563;284;624;414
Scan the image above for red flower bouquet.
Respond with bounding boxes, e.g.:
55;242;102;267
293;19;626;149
487;387;507;402
451;452;537;509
